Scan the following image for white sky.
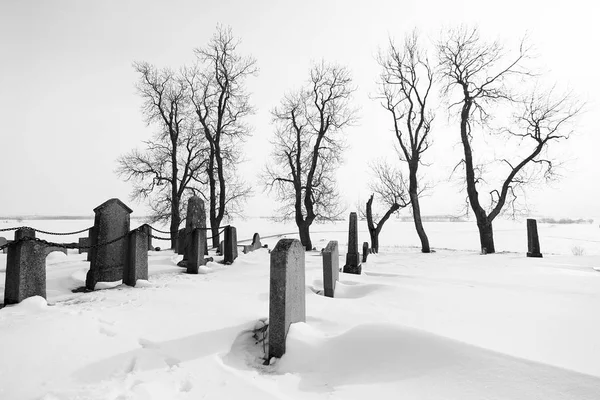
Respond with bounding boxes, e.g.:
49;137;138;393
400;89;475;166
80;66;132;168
1;0;598;218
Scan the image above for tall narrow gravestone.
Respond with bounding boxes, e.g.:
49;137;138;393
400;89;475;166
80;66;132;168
187;228;207;274
85;199;132;291
179;196;206;270
224;226;238;264
139;224;153;251
123;228;148;286
526;218;543;258
268;239;306;360
362;242;369;263
322;241;339;298
343;212;361;274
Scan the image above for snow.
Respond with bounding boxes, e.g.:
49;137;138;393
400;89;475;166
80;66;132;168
0;217;599;399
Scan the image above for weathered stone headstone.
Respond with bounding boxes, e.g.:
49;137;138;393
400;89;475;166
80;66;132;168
183;196;206;263
177;228;186;255
343;212;361;274
218;240;224;255
4;238;47;304
85;198;132;291
224;226;238;264
322;240;339;298
268;239;306;360
186;228;207;274
0;236;7;254
123;228;148;286
242;233;263;254
526;218;543;258
362;242;369;263
78;237;89;254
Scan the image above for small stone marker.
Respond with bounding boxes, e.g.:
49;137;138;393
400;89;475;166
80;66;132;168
4;231;46;304
123;228;148;286
224;226;238;264
526;218;543;258
218;240;224;255
242;233;262;254
186;228;207;274
85;198;132;291
343;212;361;274
268;239;306;360
177;228;186;255
139;224;153;251
362;242;369;263
322;241;339;298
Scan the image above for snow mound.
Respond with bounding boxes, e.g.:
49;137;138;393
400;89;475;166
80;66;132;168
7;295;48;312
94;280;122;290
333;282;392;299
277;322;600;398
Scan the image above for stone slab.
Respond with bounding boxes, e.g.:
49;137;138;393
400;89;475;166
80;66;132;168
322;240;339;298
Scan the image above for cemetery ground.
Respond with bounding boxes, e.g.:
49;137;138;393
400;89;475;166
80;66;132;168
1;217;600;399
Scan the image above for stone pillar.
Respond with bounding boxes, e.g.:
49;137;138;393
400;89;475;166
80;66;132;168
322;241;339;298
218;240;224;255
123;228;148;286
78;237;89;254
362;242;369;263
343;212;361;274
139;224;153;251
15;227;35;241
177;228;186;255
526;218;543;258
223;226;238;264
186;228;207;274
4;239;47;304
85;198;132;290
268;239;306;360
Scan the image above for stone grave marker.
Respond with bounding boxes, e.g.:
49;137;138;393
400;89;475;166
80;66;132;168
186;228;207;274
123;227;148;286
526;218;543;258
243;233;263;254
343;212;361;274
181;196;206;268
224;226;238;264
177;228;186;255
85;198;132;291
322;240;339;298
268;238;306;359
362;242;369;263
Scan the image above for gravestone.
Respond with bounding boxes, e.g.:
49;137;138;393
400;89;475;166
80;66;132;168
0;236;7;254
85;198;132;291
218;240;224;255
78;237;89;254
183;197;206;263
177;228;186;255
362;242;369;263
526;218;543;258
223;226;238;264
242;233;263;254
343;212;361;274
186;228;207;274
322;241;339;298
268;239;306;359
123;228;148;286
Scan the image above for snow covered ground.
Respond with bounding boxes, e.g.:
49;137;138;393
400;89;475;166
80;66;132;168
0;217;599;399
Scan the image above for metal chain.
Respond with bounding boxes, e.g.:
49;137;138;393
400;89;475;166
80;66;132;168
0;226;92;235
146;225;172;234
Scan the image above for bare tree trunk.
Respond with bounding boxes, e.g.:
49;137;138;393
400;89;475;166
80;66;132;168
477;218;495;254
298;222;312;251
366;194;379;253
409;191;430;253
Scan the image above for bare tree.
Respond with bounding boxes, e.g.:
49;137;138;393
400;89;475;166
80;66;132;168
264;61;357;250
360;160;410;253
438;27;581;253
377;31;435;253
117;62;207;248
185;26;257;247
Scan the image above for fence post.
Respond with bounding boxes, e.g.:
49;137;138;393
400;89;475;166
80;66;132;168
4;229;47;304
223;226;238;264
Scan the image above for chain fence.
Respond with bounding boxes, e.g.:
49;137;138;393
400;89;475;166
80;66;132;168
0;226;92;235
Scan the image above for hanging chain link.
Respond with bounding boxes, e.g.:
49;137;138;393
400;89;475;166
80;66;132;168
0;226;92;235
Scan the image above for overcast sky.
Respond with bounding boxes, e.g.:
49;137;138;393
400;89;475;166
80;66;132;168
1;0;598;218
